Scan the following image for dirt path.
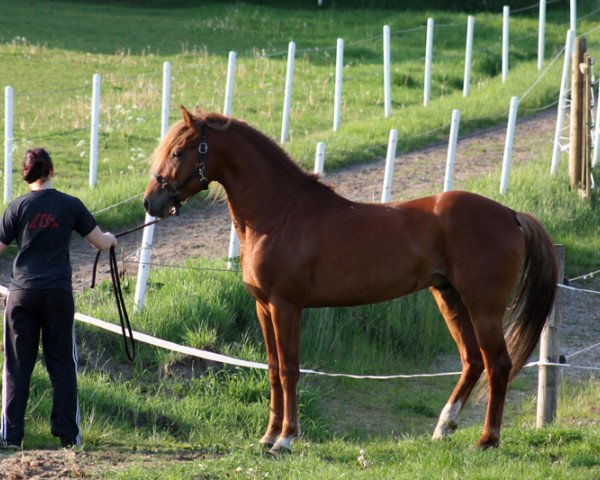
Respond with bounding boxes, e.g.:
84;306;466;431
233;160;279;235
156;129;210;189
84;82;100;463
1;108;599;478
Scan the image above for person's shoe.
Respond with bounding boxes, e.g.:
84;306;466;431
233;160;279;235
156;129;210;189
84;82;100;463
0;439;20;450
60;436;77;448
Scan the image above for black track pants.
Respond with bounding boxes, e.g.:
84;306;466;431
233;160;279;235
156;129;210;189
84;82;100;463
1;289;80;446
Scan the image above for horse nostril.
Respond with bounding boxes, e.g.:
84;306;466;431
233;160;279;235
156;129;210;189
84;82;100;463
143;198;149;212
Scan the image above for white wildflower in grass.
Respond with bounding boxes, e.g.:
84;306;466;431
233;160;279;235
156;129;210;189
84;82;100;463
357;448;369;468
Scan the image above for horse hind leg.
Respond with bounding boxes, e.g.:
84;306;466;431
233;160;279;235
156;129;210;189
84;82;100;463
429;286;484;440
470;315;512;449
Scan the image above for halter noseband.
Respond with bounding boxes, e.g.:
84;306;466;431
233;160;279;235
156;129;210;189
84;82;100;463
152;122;210;211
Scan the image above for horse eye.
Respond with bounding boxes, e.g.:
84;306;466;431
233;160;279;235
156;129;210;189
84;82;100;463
171;150;183;160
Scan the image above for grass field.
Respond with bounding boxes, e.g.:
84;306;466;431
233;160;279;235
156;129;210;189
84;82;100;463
1;1;600;478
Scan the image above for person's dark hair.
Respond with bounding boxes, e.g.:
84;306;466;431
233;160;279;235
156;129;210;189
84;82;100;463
22;148;53;184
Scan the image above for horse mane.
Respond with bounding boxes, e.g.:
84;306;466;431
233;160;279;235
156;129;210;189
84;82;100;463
163;110;332;192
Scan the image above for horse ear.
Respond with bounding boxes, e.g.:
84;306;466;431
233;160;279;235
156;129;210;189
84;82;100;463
179;105;194;127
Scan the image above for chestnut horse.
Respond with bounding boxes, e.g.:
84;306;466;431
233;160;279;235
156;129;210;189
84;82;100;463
143;107;558;454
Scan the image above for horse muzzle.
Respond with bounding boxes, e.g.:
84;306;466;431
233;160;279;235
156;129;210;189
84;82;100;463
143;190;179;218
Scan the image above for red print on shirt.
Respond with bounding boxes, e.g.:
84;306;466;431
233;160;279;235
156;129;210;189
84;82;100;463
28;213;60;230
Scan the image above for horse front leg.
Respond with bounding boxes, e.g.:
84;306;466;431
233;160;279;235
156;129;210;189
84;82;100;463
268;300;302;455
255;301;283;449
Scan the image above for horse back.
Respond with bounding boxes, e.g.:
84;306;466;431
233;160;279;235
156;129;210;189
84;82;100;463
242;190;524;308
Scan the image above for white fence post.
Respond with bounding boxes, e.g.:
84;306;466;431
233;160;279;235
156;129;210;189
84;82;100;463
463;16;474;98
161;62;171;138
226;223;240;270
383;25;392;118
134;218;155;312
333;38;344;131
593;76;600;167
134;62;171;312
444;109;461;192
4;86;13;204
281;42;296;143
551;29;575;175
502;6;510;83
500;96;519;195
224;51;236;117
538;0;546;71
314;142;326;175
536;245;564;428
224;52;240;270
570;0;576;35
89;73;101;188
381;129;399;203
423;18;434;107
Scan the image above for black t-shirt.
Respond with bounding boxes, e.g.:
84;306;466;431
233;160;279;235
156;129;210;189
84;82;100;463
0;189;97;291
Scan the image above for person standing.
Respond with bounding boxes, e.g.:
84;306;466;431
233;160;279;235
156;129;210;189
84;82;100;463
0;148;117;449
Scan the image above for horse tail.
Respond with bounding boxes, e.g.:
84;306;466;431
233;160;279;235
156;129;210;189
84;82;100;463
504;212;558;384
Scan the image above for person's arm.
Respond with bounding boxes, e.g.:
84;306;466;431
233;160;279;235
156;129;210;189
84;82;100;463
85;226;118;250
0;241;7;255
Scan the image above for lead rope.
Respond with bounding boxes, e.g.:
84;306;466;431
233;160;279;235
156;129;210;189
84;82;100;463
90;216;166;361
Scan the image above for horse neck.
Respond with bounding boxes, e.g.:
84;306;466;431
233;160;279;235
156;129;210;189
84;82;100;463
214;129;309;229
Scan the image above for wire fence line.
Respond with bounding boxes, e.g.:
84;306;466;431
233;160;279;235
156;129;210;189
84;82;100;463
3;0;594;103
518;42;567;102
0;3;592;155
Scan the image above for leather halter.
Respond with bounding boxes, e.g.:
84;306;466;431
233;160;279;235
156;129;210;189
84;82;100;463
152;122;210;210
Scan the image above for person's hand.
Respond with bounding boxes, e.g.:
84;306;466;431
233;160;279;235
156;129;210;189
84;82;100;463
105;232;118;248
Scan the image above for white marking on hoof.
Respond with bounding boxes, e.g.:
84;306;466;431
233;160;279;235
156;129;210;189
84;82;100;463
432;401;461;440
268;437;292;455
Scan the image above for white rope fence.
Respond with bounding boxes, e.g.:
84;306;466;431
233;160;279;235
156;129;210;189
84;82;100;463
0;282;598;380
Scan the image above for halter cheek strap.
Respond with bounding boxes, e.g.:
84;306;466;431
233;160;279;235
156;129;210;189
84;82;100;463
152;123;210;208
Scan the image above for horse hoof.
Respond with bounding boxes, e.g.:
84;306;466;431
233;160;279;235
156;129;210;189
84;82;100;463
432;421;457;440
473;438;499;450
259;433;278;450
268;438;292;456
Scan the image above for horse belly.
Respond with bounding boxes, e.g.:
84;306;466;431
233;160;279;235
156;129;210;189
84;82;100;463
304;242;436;307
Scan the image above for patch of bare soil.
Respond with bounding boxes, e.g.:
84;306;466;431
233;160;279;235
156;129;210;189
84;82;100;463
0;449;89;479
1;108;599;477
0;449;212;479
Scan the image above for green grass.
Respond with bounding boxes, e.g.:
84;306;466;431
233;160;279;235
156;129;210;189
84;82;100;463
101;422;600;479
1;0;599;228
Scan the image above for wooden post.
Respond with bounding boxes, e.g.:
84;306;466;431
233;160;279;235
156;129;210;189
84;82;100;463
536;245;565;428
569;38;585;189
580;52;591;198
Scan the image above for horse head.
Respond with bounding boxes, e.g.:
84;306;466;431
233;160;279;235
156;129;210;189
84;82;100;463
143;106;225;218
